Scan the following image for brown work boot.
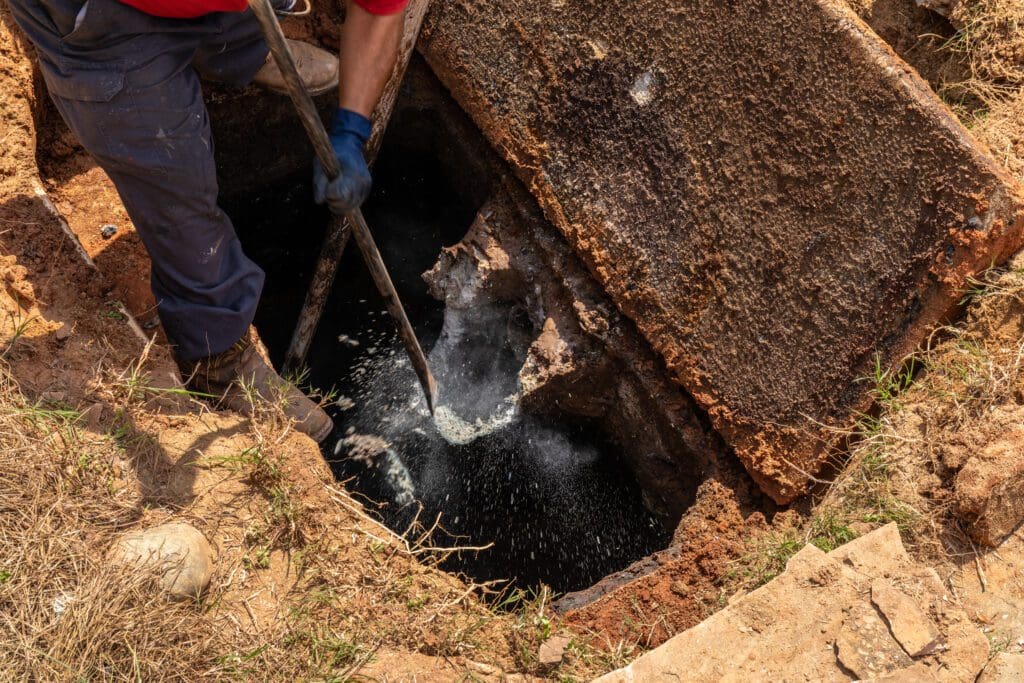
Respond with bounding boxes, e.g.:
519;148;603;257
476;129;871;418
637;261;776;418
253;39;339;97
176;335;334;443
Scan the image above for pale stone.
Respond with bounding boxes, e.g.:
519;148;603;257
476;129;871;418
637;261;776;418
978;652;1024;682
871;580;942;657
873;661;939;682
835;604;914;678
537;634;573;667
109;522;214;599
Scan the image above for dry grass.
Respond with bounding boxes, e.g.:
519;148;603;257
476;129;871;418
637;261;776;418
948;0;1024;86
0;340;528;680
971;88;1024;178
0;366;232;680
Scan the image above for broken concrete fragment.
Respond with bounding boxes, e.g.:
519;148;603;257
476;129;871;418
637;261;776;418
109;522;214;599
871;579;943;657
835;604;914;678
537;634;572;667
978;652;1024;682
420;0;1024;503
954;427;1024;546
595;524;988;682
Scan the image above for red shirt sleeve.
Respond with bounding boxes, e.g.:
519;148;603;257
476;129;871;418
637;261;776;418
352;0;408;15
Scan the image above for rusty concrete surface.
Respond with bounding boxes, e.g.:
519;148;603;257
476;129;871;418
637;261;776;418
418;0;1024;502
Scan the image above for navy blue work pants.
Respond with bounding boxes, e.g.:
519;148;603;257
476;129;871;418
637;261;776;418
8;0;274;360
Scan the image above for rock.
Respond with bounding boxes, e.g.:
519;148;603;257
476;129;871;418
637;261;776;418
978;652;1024;682
420;0;1024;503
835;604;914;678
54;322;73;341
100;224;117;239
955;429;1024;546
537;634;572;667
871;579;942;657
109;522;214;599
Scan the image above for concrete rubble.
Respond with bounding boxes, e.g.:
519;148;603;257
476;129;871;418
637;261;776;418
418;0;1024;502
596;524;989;682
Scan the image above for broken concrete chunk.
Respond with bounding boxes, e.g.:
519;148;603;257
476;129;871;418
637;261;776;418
420;0;1024;503
978;652;1024;682
108;522;214;599
830;523;910;575
871;579;943;657
835;604;915;679
537;634;573;667
954;427;1024;546
594;525;990;682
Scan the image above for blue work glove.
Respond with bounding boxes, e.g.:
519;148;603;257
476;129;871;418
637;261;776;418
313;108;372;214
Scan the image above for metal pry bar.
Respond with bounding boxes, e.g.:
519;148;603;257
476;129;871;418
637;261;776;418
249;0;438;413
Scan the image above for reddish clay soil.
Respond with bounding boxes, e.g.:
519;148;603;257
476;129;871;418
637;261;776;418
559;471;765;650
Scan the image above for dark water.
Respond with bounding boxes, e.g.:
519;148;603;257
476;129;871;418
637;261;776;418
223;130;669;594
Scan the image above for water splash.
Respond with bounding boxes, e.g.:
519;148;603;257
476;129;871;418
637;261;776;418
328;299;667;591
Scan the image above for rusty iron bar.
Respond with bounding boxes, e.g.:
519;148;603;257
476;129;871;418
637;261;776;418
249;0;438;413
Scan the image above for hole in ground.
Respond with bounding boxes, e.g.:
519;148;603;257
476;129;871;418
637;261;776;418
219;58;673;594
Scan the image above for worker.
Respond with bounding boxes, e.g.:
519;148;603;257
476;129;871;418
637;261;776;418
7;0;409;442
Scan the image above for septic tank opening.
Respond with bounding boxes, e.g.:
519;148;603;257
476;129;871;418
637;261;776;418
219;57;673;594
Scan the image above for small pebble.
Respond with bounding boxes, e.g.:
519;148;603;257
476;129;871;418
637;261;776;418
100;224;118;239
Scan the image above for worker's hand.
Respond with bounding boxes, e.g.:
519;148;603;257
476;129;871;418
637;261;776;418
313;108;372;214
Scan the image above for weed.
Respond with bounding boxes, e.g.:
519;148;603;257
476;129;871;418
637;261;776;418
808;512;857;553
103;302;126;321
741;531;803;587
1;310;37;359
866;353;918;412
243;546;271;570
986;629;1014;658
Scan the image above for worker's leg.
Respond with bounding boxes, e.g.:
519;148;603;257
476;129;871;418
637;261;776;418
8;0;262;360
50;72;265;360
9;0;333;440
190;7;272;87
